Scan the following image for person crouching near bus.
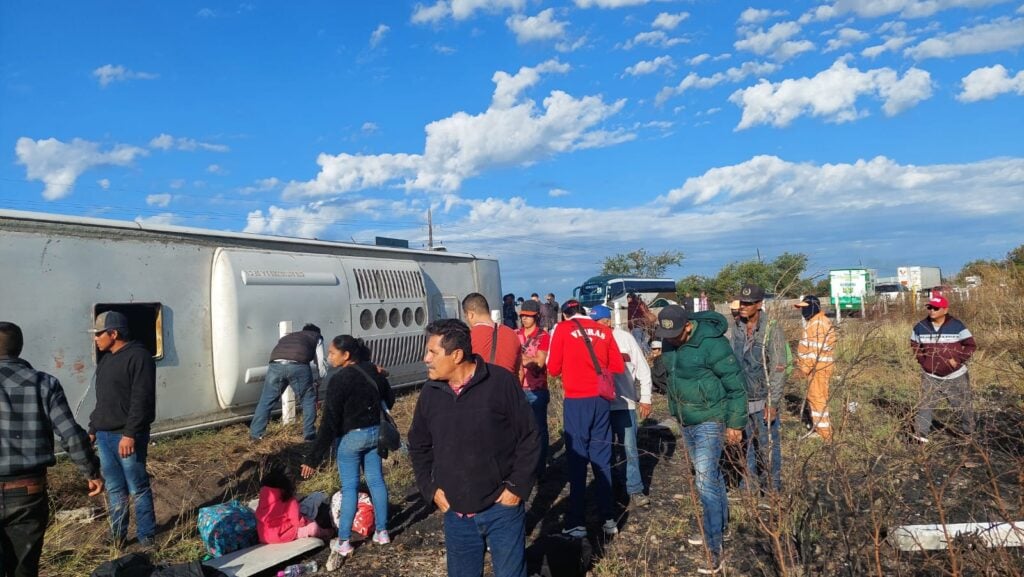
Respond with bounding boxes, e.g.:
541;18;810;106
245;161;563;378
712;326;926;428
408;319;539;577
547;299;625;539
516;299;552;479
251;323;328;442
301;335;394;569
656;305;746;575
1;322;104;577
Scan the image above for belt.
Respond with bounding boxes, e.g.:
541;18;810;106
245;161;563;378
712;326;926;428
271;359;302;365
1;476;46;495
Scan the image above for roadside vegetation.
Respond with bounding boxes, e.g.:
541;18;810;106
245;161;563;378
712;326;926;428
42;266;1023;576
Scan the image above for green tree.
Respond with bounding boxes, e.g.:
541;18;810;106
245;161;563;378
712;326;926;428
601;248;684;278
676;275;710;300
707;252;813;299
957;258;1003;281
1007;244;1024;268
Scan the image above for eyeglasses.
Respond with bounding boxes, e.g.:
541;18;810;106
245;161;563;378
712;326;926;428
925;305;940;311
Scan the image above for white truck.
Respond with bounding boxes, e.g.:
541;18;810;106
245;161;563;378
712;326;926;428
830;269;876;316
897;266;942;294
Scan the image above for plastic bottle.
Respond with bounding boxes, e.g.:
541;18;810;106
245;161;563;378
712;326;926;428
277;560;318;577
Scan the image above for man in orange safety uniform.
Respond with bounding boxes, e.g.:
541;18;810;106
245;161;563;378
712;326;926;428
794;295;836;440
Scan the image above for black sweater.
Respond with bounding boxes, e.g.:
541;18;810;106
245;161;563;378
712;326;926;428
407;357;539;514
88;341;156;437
304;361;395;468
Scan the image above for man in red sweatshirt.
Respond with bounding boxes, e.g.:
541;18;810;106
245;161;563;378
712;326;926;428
547;300;625;539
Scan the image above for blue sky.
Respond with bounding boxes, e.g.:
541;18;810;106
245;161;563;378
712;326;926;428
2;0;1022;298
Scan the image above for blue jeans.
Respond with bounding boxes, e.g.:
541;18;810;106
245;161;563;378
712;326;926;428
631;328;650;355
681;422;728;558
443;502;526;577
563;396;613;527
336;426;388;541
743;411;782;492
610;409;644;495
249;362;318;441
96;430;156;542
523;388;549;478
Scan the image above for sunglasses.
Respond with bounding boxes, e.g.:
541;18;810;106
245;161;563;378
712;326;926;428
926;305;941;311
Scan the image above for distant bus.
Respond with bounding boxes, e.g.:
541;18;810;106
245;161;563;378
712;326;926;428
573;275;677;309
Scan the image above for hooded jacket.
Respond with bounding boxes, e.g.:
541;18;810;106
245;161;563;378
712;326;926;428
663;311;747;430
407;357;539;514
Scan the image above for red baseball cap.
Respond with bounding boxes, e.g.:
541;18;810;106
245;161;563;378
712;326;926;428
927;295;949;309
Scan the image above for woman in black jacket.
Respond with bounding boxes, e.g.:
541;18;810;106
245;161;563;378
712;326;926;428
301;335;395;567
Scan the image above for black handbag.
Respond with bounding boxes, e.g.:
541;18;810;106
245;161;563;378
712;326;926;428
352;364;402;453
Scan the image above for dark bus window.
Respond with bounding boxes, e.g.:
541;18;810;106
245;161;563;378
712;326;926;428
93;303;164;361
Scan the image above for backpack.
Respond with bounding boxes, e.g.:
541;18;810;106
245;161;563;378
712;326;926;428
763;320;794;379
197;500;258;557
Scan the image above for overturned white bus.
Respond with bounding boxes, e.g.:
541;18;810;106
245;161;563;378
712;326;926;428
1;210;501;435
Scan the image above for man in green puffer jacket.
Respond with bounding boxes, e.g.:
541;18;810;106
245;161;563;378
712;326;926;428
655;305;746;575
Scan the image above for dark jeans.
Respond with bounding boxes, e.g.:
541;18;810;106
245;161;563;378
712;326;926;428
916;371;975;437
96;430;156;542
444;502;526;577
0;484;48;577
523;388;549;478
743;411;782;492
563;396;613;527
250;362;318;440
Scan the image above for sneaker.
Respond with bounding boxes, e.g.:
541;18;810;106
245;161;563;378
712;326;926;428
687;533;705;546
909;434;930;445
372;530;391;545
561;525;587;539
630;493;651;508
602;519;618;536
326;539;353;570
696;558;725;575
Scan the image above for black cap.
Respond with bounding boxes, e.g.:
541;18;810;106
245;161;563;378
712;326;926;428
88;311;129;333
738;284;765;302
520;300;540;315
653;305;690;339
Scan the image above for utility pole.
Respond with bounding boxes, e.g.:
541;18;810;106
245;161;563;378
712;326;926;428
427;207;434;250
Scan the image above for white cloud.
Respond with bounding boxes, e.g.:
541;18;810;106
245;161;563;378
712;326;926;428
238;177;282;194
207;164;225;174
958;64;1024;101
623;30;687;49
361;122;379;134
862;34;914;57
729;60;933;129
169;179;185;189
549;188;571;197
243;198;418;239
556;35;588;52
97;178;110;190
825;27;870;52
739;8;787;24
412;0;525;23
735;21;815;61
135;213;179;226
370;24;390;48
575;0;648;7
92;64;158;87
15;137;148;200
149;133;229;152
146;193;172;207
506;9;567;43
905;16;1024;59
656;61;779;105
196;8;216;18
434;44;457;54
688;53;711;66
624;55;675;76
284;60;631;198
652;12;689;30
807;0;1011;21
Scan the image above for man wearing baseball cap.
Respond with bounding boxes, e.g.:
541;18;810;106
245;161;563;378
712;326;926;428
87;310;158;549
910;295;977;445
657;305;746;574
516;299;551;478
793;296;836;440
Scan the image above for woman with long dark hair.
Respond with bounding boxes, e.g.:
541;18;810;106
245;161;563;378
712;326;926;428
301;335;394;569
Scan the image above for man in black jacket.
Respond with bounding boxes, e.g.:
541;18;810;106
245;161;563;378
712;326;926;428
408;319;539;577
87;311;157;548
